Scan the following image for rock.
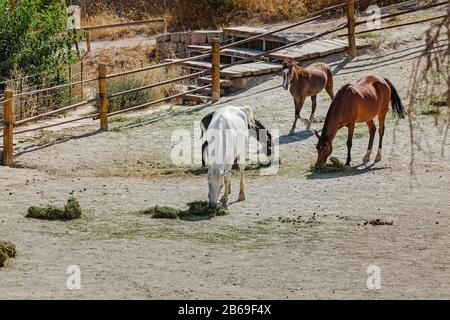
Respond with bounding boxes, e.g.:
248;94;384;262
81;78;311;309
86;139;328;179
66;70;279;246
170;33;180;43
191;31;208;45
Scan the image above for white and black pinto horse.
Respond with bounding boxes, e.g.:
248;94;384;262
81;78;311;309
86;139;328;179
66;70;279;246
201;106;272;208
200;106;273;166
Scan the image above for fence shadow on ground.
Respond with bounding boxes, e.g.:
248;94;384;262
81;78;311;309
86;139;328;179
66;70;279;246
14;130;102;158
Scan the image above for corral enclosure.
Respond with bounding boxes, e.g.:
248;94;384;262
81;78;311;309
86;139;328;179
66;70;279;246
0;0;449;299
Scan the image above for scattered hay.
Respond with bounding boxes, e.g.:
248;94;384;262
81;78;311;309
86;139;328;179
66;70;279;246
0;241;17;268
310;157;347;174
187;201;228;218
140;205;182;219
138;201;228;220
364;219;394;226
26;197;82;221
278;213;320;227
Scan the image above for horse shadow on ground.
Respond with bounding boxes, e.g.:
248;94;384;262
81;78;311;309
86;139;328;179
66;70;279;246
279;129;315;146
306;162;390;180
186;162;271;176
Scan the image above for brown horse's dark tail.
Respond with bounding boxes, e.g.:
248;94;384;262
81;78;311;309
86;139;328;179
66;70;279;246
384;78;405;118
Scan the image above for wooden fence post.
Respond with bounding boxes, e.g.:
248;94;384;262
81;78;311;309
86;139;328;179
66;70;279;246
163;18;168;34
347;0;357;58
86;31;91;52
98;63;108;131
2;90;14;167
80;61;84;101
211;38;221;103
447;0;449;115
19;77;23;120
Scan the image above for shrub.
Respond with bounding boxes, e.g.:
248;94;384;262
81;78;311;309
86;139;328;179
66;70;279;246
105;77;152;113
94;66;183;113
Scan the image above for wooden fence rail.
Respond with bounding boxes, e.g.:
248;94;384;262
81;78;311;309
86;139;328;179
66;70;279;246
81;18;167;53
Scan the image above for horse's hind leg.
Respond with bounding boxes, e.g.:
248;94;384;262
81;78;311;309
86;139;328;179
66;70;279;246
238;163;246;201
363;120;376;163
221;175;231;208
346;123;355;167
325;71;335;99
375;113;386;162
289;96;306;135
306;95;317;130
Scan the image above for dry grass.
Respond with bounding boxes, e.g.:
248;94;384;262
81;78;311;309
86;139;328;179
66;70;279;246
76;0;407;31
93;63;185;113
83;44;156;75
80;2;166;40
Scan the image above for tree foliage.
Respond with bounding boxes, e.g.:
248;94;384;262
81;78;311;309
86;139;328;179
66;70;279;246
0;0;79;87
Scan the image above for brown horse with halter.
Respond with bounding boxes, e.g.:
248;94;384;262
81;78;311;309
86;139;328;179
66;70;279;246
282;60;334;134
314;75;405;168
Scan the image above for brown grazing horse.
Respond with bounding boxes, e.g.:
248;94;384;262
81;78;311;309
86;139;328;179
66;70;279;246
282;60;334;134
314;75;405;168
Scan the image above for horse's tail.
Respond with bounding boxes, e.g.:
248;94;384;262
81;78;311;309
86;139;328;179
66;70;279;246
325;65;334;89
384;78;405;118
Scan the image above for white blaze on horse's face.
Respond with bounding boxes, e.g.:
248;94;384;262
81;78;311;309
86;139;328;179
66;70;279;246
282;67;291;90
208;166;224;208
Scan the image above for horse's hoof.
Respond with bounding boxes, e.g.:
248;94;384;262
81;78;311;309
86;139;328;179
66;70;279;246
238;194;246;202
375;156;382;163
288;130;295;135
362;157;370;164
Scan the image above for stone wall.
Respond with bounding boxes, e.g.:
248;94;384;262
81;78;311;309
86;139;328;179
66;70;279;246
156;30;226;56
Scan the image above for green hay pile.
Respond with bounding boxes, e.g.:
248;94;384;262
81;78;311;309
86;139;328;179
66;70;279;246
0;241;17;268
26;197;82;221
187;201;228;218
311;157;347;174
140;205;182;219
139;201;228;220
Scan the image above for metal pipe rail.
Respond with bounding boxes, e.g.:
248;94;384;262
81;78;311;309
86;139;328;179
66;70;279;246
107;71;208;100
221;22;349;70
105;84;212;118
338;14;447;37
14;97;99;126
13;114;99;135
81;18;166;31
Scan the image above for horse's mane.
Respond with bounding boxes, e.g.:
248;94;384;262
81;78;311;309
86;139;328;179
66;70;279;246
319;84;352;145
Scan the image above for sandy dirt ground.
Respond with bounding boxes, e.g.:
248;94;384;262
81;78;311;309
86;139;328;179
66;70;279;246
0;16;449;299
